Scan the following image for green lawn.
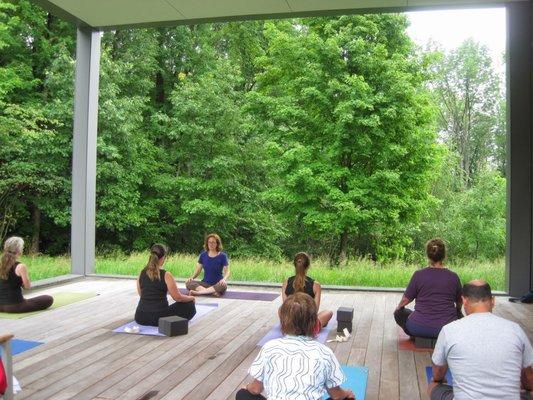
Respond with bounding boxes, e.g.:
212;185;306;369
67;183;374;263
21;253;506;291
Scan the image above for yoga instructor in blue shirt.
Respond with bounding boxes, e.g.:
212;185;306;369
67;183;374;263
186;233;230;297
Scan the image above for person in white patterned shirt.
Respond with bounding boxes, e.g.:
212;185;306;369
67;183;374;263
237;292;355;400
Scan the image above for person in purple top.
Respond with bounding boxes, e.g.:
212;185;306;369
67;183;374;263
186;233;230;297
394;238;463;339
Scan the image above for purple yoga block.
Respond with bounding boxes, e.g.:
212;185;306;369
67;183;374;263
158;316;188;336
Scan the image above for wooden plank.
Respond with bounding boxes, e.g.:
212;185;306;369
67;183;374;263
414;351;431;400
364;294;385;400
379;295;399;400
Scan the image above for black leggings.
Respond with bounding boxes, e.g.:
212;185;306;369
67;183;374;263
134;301;196;326
0;295;54;313
235;389;349;400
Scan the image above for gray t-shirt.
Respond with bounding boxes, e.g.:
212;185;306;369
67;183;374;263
432;312;533;400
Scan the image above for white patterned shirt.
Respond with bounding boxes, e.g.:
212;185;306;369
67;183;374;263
249;335;345;400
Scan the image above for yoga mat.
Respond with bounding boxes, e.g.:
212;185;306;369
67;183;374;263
113;303;218;336
257;315;337;346
179;288;279;301
323;365;368;400
11;339;43;356
0;292;98;319
397;327;433;352
425;366;454;385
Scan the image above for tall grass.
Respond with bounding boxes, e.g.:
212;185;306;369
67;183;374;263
21;253;506;291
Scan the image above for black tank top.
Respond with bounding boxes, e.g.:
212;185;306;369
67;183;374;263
0;262;24;305
137;269;168;312
285;275;315;298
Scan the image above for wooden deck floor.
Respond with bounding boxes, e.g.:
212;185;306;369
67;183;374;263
3;278;532;400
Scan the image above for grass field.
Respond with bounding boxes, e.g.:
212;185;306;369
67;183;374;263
21;253;506;291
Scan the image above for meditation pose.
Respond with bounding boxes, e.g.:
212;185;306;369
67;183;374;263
134;244;196;326
394;238;462;338
186;233;230;297
282;252;333;332
428;280;533;400
237;292;355;400
0;236;53;313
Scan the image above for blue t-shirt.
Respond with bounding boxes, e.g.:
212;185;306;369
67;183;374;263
198;251;229;285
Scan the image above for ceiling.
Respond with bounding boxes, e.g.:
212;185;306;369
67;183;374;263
30;0;517;30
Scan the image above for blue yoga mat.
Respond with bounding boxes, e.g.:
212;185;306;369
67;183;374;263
425;366;454;385
10;339;43;356
322;365;368;400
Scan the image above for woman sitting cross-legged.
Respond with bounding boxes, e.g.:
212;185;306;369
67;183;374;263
237;292;355;400
186;233;230;297
282;252;333;333
394;238;463;339
134;244;196;326
0;236;53;313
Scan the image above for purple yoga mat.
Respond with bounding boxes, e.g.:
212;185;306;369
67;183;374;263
257;315;337;346
113;303;218;336
179;288;279;301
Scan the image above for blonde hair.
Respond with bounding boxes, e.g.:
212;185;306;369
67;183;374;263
293;252;310;293
142;244;167;281
0;236;24;280
204;233;223;252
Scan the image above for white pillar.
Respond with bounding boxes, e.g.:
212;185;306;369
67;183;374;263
71;28;101;275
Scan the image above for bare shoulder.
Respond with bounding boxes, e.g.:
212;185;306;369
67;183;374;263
15;263;28;274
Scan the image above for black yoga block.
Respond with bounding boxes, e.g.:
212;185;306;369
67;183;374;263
337;320;353;333
158;316;188;337
337;307;354;322
414;336;436;349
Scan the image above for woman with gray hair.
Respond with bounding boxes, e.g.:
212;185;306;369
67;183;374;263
0;236;53;313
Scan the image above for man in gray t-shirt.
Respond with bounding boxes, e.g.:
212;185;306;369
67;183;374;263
428;280;533;400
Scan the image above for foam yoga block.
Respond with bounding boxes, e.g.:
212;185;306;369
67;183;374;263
158;316;188;336
337;307;354;322
337;321;353;333
415;337;436;349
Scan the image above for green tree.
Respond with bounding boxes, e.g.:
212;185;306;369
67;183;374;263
249;16;437;263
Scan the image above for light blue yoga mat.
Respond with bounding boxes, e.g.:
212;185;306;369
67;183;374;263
322;365;368;400
113;303;218;336
425;366;454;385
0;339;43;359
257;315;337;346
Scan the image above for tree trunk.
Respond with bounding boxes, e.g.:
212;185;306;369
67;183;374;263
30;204;41;255
155;71;165;105
339;230;349;266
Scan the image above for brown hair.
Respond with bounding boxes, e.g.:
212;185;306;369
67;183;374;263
279;292;318;337
0;236;24;280
143;244;167;281
293;252;311;293
426;238;446;263
204;233;223;252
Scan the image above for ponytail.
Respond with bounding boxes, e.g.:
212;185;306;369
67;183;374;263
292;252;310;293
143;244;167;281
0;236;24;280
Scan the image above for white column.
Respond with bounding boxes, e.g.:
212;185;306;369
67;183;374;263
71;28;101;275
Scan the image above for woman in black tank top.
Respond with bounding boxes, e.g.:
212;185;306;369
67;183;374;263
134;244;196;326
281;252;332;331
0;236;53;313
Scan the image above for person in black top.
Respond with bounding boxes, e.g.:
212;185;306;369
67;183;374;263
0;236;53;313
134;244;196;326
281;252;332;333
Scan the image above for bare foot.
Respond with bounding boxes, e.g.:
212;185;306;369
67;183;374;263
189;290;199;296
212;292;221;298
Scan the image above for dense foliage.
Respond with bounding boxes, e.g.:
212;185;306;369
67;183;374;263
0;1;506;264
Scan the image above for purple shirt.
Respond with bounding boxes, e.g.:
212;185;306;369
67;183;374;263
404;267;462;328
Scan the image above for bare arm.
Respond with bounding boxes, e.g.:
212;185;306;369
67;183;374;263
166;272;194;303
15;263;31;290
281;279;288;301
219;264;230;285
313;282;322;310
326;386;355;400
427;362;448;397
243;379;263;395
522;366;533;391
186;263;203;283
136;277;141;296
395;295;412;311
